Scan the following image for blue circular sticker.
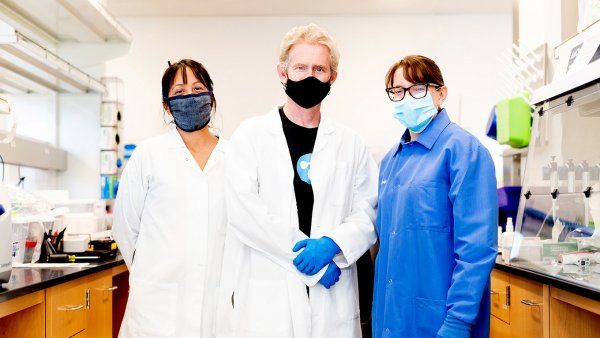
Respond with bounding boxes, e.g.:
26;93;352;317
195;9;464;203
296;153;313;184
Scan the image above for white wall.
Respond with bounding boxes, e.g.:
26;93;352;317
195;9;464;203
107;14;511;168
0;93;59;190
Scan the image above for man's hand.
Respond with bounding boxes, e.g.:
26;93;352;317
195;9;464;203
318;262;341;289
292;237;340;275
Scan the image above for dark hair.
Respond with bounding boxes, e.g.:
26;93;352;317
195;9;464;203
385;55;445;88
161;59;216;112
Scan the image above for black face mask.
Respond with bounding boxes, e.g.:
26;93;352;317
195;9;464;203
284;76;331;109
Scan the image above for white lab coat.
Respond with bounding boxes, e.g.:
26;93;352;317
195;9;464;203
217;107;378;338
112;128;228;338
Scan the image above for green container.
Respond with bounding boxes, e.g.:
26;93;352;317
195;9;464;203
496;94;532;148
541;242;578;259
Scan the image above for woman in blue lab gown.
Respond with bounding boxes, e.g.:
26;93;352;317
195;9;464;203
372;55;498;338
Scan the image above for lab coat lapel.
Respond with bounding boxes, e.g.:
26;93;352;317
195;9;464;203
267;108;298;226
167;127;209;175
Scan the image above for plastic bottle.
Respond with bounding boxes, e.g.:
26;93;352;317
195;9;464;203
498;226;503;253
502;218;515;263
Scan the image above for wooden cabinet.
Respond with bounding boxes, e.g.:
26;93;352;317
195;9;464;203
0;264;128;338
491;315;511;338
0;291;45;338
549;288;600;338
46;270;120;338
509;275;545;338
46;275;88;338
491;270;510;324
490;269;547;338
87;270;114;338
491;267;600;338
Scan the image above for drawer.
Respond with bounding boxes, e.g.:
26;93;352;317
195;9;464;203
510;275;544;338
491;269;511;323
46;277;88;338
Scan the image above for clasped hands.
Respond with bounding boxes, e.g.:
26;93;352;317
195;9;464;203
292;236;341;289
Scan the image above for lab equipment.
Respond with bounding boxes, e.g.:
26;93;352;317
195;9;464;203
495;94;532;148
559;251;600;265
100;127;120;150
0;191;12;283
510;43;600;291
62;235;90;253
100;151;118;174
123;144;137;160
293;236;340;276
63;213;101;235
100;102;122;127
502;218;514;263
11;218;29;264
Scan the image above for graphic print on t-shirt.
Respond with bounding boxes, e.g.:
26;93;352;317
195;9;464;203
296;153;312;184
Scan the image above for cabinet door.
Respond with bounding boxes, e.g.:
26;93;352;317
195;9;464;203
510;275;544;338
491;269;511;324
87;270;114;338
491;314;511;338
46;277;88;338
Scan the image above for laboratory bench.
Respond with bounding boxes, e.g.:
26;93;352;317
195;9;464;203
0;255;129;338
491;255;600;338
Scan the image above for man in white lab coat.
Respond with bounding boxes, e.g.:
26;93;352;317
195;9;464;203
217;23;378;338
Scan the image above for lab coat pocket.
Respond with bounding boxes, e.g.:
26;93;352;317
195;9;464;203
245;279;291;333
128;279;178;335
409;182;451;232
333;269;359;320
414;297;446;337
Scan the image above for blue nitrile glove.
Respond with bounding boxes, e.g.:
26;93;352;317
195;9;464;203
319;262;341;289
436;315;471;338
292;236;340;275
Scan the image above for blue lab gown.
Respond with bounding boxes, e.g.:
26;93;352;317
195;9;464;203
372;109;498;338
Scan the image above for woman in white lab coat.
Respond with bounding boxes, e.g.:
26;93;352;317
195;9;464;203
112;59;227;338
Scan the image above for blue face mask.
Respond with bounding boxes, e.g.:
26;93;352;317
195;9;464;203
167;92;212;132
392;92;438;134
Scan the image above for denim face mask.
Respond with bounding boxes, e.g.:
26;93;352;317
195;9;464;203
167;92;212;132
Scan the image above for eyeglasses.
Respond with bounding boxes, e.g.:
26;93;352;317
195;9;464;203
385;83;442;102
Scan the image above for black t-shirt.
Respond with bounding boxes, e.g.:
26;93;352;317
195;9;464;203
279;107;318;237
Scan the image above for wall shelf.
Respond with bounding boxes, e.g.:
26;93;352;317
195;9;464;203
0;0;132;44
0;28;105;94
0;132;67;171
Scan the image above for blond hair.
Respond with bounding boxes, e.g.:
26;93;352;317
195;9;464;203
279;23;340;72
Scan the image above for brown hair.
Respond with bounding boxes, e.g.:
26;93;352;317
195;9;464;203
385;55;444;88
161;59;216;112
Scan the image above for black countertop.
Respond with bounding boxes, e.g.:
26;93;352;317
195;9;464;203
0;256;125;304
495;255;600;302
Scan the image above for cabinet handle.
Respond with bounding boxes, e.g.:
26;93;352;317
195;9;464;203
490;290;500;295
521;299;542;306
95;286;118;291
57;304;84;311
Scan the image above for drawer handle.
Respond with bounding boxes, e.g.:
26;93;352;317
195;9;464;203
95;286;118;291
490;290;500;295
521;299;542;307
57;304;84;311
